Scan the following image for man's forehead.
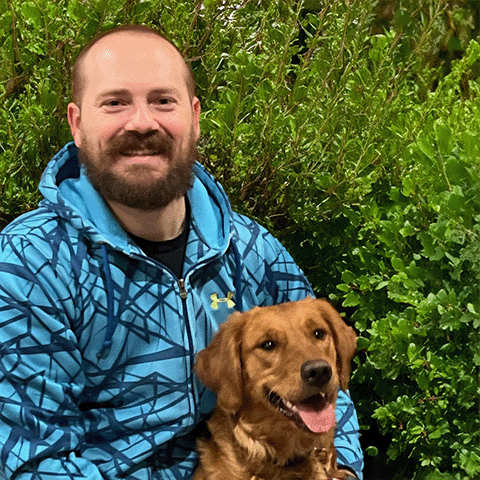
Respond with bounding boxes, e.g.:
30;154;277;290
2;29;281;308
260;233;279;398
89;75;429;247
85;31;180;65
77;31;191;100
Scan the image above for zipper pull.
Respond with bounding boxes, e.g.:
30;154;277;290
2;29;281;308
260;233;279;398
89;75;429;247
178;279;188;300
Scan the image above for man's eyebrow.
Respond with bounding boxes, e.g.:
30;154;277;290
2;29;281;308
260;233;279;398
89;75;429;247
147;87;182;97
95;88;131;102
95;87;182;101
96;89;132;99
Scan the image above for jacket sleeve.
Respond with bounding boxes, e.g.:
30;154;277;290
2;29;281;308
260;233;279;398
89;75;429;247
262;231;365;479
334;390;364;479
0;233;104;480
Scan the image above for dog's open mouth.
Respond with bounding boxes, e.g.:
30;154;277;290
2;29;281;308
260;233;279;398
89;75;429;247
265;388;335;434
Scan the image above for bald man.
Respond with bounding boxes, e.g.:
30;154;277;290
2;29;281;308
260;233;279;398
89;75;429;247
0;25;363;480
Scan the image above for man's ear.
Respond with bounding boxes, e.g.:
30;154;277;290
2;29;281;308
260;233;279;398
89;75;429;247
67;102;82;147
192;96;201;141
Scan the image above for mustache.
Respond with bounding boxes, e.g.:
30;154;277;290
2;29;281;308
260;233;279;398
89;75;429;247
105;131;174;158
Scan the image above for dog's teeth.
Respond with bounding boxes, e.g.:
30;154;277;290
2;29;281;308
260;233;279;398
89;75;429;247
286;401;298;412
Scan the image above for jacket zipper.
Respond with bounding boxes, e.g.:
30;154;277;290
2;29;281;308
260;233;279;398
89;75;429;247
177;277;199;424
128;253;212;424
178;278;188;299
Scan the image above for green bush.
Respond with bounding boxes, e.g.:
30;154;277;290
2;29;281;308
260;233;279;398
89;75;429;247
1;1;479;478
333;45;480;478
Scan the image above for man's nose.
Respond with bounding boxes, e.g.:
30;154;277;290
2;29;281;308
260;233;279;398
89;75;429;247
124;102;159;133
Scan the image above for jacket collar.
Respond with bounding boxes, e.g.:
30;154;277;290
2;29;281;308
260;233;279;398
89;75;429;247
39;142;232;257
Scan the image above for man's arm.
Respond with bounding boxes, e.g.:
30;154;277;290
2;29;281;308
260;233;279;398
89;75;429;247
334;390;364;479
0;233;105;480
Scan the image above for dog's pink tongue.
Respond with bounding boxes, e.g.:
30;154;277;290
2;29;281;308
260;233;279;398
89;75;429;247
297;403;335;433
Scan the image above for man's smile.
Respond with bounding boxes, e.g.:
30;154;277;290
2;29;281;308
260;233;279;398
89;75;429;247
118;150;167;165
121;150;162;156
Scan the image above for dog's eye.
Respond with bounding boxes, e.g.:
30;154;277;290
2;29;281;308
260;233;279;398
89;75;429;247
260;340;276;351
313;329;326;340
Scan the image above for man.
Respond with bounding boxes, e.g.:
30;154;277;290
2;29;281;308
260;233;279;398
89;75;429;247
0;25;363;479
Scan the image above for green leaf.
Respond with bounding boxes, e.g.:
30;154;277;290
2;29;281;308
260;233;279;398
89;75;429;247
417;135;436;159
391;257;405;272
343;293;360;307
365;445;379;457
375;280;389;290
357;336;369;350
434;122;453;155
429;421;449;439
407;342;419;362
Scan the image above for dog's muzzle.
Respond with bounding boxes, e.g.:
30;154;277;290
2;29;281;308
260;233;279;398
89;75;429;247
265;359;336;434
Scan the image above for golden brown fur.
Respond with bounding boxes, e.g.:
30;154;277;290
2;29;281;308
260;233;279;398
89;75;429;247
193;297;357;480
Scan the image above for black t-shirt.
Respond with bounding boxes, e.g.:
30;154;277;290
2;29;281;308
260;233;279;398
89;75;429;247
129;203;190;279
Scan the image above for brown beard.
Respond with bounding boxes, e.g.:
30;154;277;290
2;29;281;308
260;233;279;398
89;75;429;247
78;130;198;211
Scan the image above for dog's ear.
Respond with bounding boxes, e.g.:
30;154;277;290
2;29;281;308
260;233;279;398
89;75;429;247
195;311;246;414
316;299;357;391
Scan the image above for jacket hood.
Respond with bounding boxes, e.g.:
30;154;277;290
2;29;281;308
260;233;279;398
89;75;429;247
39;142;233;256
38;142;243;359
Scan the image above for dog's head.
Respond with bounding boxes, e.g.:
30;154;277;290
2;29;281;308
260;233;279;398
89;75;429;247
195;297;357;435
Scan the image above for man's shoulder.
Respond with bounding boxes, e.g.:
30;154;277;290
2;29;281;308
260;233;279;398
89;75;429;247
2;205;59;235
0;204;81;253
230;210;271;240
229;210;286;258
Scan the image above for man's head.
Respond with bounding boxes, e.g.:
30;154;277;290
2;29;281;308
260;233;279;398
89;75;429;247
71;25;196;106
67;25;201;211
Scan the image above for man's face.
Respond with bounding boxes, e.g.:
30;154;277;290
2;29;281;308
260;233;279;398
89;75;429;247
67;32;201;210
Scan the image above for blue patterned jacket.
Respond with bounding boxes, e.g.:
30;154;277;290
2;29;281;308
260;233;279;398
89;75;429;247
0;142;363;479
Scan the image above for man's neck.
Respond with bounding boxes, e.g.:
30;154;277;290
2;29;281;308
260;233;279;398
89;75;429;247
107;196;187;242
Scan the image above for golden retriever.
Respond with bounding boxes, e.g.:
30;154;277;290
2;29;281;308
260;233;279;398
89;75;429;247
193;297;358;480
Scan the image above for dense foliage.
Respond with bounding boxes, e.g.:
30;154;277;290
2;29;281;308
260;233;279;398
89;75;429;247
1;1;479;479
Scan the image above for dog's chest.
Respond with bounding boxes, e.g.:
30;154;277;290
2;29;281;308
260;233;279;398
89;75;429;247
248;454;329;480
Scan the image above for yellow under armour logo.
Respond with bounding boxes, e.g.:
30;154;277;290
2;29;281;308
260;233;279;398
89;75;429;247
211;292;236;310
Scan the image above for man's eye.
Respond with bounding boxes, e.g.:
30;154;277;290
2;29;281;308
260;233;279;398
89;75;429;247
153;98;175;107
103;100;125;108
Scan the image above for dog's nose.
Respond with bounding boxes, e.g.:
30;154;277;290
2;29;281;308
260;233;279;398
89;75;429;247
301;360;332;387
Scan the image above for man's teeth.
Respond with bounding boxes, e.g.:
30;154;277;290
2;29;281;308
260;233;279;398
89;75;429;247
125;152;155;155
